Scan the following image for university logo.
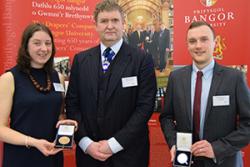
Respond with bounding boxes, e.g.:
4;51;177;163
200;0;218;7
213;35;226;60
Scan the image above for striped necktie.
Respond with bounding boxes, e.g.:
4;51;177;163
102;47;115;72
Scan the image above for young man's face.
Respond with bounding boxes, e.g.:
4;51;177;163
95;10;124;46
187;25;216;67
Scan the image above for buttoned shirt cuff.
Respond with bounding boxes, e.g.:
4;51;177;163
108;137;123;154
79;137;93;153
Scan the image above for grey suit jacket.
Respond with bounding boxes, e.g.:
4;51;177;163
160;63;250;167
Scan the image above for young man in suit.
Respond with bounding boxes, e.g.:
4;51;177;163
66;0;157;167
160;21;250;167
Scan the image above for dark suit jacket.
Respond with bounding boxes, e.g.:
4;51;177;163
149;31;159;53
160;63;250;167
66;42;157;167
158;28;170;52
129;30;145;49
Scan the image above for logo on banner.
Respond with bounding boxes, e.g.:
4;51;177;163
200;0;218;7
213;35;226;60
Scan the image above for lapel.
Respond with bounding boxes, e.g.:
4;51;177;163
106;42;131;101
182;66;192;126
204;63;224;123
86;45;100;101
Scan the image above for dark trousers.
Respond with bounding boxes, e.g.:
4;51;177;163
192;156;204;167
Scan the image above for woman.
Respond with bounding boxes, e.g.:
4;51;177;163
0;23;77;167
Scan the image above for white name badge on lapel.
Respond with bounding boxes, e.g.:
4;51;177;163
213;95;230;106
122;76;138;88
53;83;65;92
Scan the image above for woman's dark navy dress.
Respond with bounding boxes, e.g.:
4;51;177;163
3;66;63;167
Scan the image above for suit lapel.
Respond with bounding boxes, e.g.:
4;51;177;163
204;63;223;123
182;66;192;127
106;42;131;101
86;46;100;101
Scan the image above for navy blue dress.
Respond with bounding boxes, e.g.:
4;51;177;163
3;66;63;167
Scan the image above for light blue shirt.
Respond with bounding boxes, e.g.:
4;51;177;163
79;39;124;154
191;59;214;139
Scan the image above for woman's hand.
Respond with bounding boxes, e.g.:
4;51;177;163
29;138;62;156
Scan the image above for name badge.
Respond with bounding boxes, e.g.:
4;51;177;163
122;76;138;88
53;83;65;92
213;95;230;106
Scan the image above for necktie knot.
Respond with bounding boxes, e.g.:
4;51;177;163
103;47;115;62
197;71;203;78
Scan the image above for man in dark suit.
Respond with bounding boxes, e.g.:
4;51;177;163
149;26;160;68
144;25;159;68
129;24;145;49
158;23;170;72
143;25;152;54
66;1;157;167
160;21;250;167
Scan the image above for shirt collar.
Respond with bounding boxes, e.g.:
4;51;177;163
192;59;215;79
100;38;123;56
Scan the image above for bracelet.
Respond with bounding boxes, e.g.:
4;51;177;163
25;136;30;149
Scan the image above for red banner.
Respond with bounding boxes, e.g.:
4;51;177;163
0;0;249;166
0;0;100;74
173;0;250;85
